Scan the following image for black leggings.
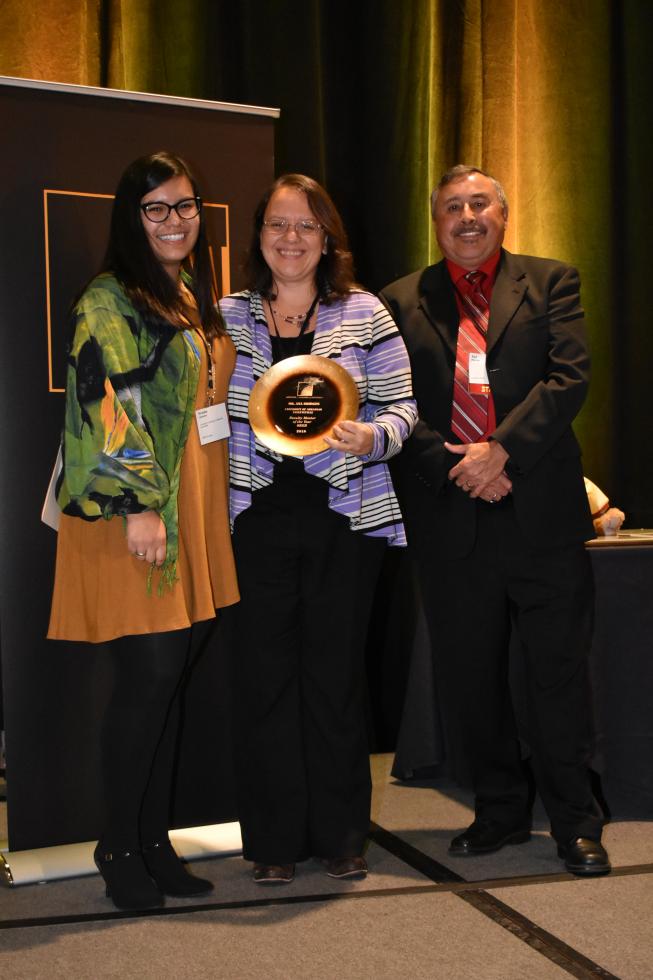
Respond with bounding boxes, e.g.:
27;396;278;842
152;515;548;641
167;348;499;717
99;620;213;850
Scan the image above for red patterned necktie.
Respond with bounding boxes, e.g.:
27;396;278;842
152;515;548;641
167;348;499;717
451;271;490;443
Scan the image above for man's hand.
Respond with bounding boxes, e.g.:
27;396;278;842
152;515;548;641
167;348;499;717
445;440;510;498
477;472;513;502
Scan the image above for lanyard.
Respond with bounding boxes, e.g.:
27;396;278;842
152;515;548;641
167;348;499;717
196;330;215;406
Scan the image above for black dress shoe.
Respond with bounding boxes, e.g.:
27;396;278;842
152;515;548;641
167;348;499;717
557;837;611;876
252;863;295;884
142;841;214;897
321;856;368;880
94;843;164;910
449;819;531;856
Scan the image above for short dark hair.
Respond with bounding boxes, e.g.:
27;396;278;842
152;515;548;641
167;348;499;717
102;151;223;338
431;164;509;219
245;173;359;302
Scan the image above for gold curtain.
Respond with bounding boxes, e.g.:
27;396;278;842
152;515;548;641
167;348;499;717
103;0;213;95
0;0;101;84
1;0;648;507
0;0;214;92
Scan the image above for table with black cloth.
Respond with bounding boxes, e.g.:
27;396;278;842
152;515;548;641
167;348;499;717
386;532;653;810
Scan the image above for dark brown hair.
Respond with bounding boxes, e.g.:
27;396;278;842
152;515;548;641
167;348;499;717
102;151;224;339
245;173;358;302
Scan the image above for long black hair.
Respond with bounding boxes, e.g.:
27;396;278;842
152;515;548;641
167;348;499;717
102;151;223;339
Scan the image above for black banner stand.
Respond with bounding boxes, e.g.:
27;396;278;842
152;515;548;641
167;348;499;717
0;75;278;880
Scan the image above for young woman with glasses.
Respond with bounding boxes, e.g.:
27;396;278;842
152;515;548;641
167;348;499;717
48;151;239;909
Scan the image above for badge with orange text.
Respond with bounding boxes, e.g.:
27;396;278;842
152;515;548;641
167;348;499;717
468;353;490;395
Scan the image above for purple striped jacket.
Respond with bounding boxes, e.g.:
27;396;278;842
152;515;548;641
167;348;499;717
220;289;417;546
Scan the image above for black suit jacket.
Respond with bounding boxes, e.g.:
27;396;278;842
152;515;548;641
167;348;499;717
379;250;595;558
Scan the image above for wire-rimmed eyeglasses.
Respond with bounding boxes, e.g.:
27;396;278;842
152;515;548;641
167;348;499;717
262;218;323;236
141;197;202;223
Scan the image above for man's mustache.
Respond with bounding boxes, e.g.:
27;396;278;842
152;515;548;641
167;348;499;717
455;225;485;236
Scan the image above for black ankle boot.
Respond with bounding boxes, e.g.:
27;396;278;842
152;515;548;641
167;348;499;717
142;840;214;897
94;843;164;910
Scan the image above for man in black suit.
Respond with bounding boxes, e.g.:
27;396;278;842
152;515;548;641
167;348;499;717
380;165;609;876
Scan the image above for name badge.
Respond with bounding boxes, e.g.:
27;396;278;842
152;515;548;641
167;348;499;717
195;402;231;445
468;353;490;395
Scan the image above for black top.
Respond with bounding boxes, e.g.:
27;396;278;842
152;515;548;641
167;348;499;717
272;331;318;480
271;329;314;364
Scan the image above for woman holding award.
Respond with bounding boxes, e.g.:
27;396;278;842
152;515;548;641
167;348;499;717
48;152;239;909
221;174;417;885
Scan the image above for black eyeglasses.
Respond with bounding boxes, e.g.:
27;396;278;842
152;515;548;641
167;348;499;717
141;197;202;223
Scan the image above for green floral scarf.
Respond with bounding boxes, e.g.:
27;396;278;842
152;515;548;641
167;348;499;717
57;273;201;592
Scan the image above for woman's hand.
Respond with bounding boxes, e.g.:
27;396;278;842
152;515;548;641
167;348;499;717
126;511;167;566
324;420;374;456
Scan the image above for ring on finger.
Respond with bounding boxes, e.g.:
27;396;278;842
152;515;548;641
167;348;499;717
135;550;146;557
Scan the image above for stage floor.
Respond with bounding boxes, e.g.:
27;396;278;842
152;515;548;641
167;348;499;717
1;755;652;978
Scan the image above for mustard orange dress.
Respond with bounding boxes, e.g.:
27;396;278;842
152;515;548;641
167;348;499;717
48;333;239;644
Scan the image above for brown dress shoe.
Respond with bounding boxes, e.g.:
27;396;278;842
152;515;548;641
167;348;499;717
252;863;295;885
322;856;368;879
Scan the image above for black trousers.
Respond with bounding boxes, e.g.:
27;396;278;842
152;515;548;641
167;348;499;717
100;619;214;850
415;498;604;844
229;472;386;864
